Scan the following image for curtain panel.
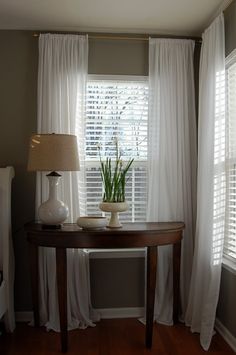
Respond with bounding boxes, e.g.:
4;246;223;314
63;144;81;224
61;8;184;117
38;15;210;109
185;14;226;350
148;38;197;324
36;34;99;331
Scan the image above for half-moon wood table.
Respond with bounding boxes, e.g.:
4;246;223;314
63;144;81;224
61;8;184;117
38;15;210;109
25;222;184;353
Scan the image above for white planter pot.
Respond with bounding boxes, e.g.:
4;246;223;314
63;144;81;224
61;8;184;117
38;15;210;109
99;201;128;228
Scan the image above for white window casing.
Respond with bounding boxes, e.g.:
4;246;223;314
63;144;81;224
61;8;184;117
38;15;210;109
224;49;236;270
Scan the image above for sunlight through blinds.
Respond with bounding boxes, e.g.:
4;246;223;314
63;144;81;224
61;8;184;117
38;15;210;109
79;78;148;222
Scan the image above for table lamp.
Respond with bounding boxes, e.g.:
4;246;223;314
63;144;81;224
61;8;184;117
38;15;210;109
27;133;80;228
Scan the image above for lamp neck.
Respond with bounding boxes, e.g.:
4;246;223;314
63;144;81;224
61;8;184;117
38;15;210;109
46;173;61;200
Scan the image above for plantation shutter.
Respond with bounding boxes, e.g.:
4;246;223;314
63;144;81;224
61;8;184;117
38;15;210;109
82;77;148;222
225;52;236;261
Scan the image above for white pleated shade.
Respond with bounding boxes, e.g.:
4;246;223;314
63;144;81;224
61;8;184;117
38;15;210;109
27;133;80;171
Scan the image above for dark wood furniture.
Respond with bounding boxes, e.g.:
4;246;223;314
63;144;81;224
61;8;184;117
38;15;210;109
25;222;184;353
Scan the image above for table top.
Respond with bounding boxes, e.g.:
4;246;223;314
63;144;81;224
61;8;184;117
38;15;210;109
25;221;185;249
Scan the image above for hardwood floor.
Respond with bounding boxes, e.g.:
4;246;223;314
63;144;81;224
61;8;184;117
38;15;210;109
0;319;234;355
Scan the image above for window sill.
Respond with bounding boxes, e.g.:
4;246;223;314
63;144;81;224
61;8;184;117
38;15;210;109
222;257;236;275
85;248;146;259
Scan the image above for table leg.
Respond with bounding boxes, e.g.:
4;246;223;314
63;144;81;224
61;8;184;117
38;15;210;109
145;246;157;348
29;243;39;327
56;248;68;353
173;241;181;323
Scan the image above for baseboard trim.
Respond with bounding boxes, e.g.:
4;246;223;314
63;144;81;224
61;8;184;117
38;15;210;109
96;307;145;319
215;318;236;352
15;308;145;322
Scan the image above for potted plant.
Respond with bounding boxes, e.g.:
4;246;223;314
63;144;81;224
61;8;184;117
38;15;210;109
98;138;134;228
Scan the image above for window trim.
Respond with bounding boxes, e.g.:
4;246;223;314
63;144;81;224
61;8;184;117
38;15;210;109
223;49;236;270
225;48;236;69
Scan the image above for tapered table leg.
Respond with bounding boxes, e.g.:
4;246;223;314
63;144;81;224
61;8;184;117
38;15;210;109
29;243;39;327
145;246;157;348
56;248;68;353
173;241;181;323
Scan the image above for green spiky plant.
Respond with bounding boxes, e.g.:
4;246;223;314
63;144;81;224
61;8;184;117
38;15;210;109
98;139;134;203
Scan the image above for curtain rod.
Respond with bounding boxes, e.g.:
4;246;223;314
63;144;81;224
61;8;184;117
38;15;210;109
32;33;202;43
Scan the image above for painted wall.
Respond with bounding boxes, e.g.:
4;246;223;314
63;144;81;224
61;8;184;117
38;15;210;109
88;37;148;75
216;0;236;339
0;31;38;310
225;0;236;57
217;267;236;336
90;256;145;308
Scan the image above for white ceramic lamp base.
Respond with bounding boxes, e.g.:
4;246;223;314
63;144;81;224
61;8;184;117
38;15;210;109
38;173;69;227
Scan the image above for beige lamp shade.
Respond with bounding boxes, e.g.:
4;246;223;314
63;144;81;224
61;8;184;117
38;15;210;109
27;133;80;172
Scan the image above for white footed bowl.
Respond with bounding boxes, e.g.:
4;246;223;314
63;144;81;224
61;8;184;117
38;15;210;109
99;202;129;228
77;216;108;229
99;201;128;213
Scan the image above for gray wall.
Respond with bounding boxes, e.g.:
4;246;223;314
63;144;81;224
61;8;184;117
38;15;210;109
216;0;236;338
225;0;236;57
217;268;236;335
90;257;145;308
0;30;148;311
0;31;38;310
88;37;148;75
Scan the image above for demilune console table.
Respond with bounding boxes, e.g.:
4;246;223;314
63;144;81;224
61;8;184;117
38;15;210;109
25;221;184;353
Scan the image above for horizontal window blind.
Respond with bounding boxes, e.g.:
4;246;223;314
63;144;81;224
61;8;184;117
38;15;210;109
83;78;148;222
225;55;236;262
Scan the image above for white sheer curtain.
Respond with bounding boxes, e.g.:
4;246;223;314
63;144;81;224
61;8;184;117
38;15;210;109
148;38;197;324
36;33;99;331
185;14;226;350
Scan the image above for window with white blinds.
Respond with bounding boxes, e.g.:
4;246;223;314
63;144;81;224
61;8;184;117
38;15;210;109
225;50;236;263
83;76;148;222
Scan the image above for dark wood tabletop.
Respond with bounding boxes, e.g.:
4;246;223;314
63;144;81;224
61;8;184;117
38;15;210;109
25;221;184;248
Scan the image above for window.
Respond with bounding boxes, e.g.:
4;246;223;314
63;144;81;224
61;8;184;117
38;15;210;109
79;75;148;223
224;49;236;265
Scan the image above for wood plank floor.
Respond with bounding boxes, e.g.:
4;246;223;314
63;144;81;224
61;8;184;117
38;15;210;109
0;319;234;355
